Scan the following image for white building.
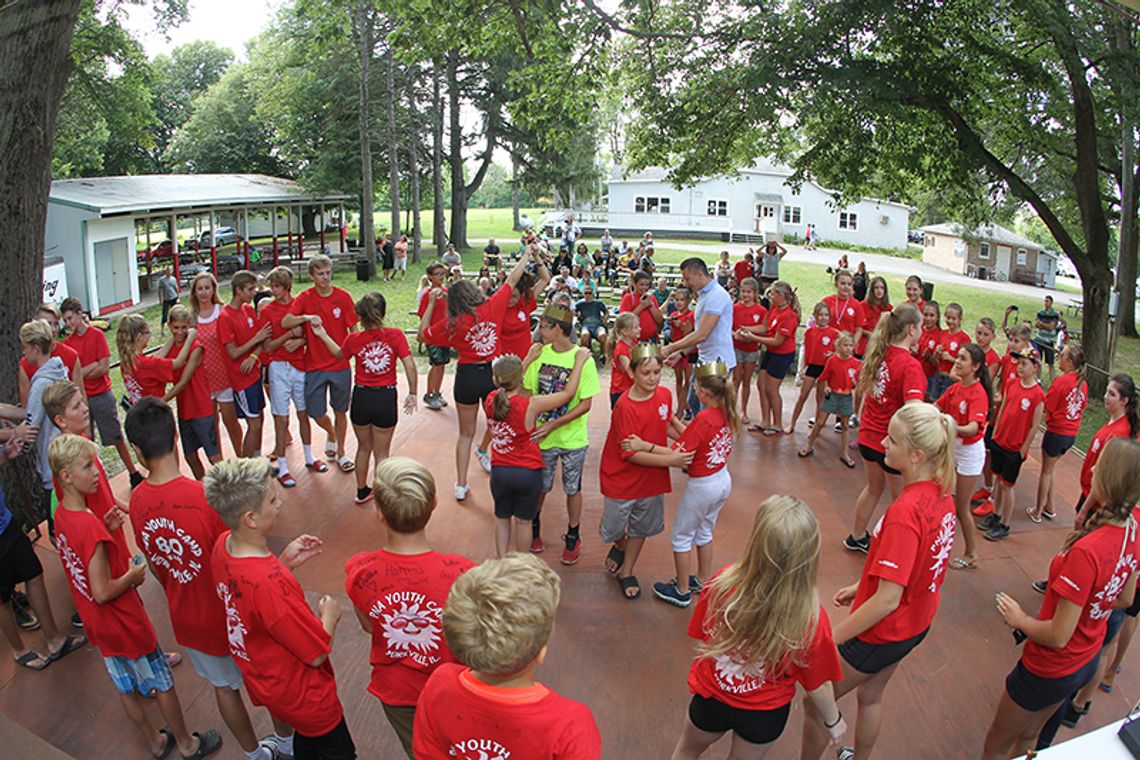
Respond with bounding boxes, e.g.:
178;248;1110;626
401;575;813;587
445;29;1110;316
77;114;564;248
554;161;911;250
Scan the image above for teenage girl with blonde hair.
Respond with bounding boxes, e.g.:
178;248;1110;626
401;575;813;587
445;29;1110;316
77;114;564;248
605;312;640;408
188;271;243;455
746;280;800;435
1030;343;1088;522
672;496;847;759
116;314;196;404
803;403;957;760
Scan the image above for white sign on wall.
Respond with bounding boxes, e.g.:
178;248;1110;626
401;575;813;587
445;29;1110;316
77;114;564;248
43;257;69;305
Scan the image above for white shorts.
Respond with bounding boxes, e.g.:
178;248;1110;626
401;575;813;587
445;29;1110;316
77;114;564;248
955;439;986;478
395;257;408;271
269;361;307;416
670;468;732;553
185;647;243;690
210;387;234;404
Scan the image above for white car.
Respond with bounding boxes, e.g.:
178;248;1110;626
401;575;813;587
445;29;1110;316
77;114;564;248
196;226;240;248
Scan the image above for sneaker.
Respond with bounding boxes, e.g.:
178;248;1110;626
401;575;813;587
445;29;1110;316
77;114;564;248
849;415;859;428
972;498;995;517
984;522;1011;541
12;598;39;631
454;483;470;501
837;748;855;760
129;471;144;489
807;417;816;428
560;534;581;565
354;487;373;504
475;448;492;474
436;392;449;408
843;533;871;554
834;421;843;432
71;611;83;628
689;575;703;595
530;536;545;553
653;580;692;608
1060;700;1090;728
1032;579;1048;594
977;513;1000;531
259;735;293;760
971;486;992;504
422;392;434;408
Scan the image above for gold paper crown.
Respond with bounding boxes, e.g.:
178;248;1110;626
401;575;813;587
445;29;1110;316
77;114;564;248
630;342;664;362
693;359;729;379
543;304;575;324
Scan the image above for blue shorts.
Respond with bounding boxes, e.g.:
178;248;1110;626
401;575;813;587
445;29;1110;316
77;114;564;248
305;368;352;417
760;351;795;380
233;380;266;419
104;647;175;696
179;416;220;457
1006;657;1097;712
1042;431;1076;459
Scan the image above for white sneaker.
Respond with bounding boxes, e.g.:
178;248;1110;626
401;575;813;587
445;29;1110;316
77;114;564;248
807;417;816;427
476;448;492;473
849;415;859;429
834;421;843;432
455;483;471;501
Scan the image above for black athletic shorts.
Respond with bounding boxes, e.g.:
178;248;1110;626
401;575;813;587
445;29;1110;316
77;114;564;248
490;466;544;520
610;391;623;409
1005;657;1097;712
839;628;929;675
989;442;1025;486
350;385;397;429
1042;431;1076;459
688;693;791;746
805;363;824;379
858;443;901;476
454;362;494;406
760;351;795;380
0;518;43;604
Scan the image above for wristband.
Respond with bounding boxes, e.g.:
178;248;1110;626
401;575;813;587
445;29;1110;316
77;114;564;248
825;711;843;729
650;444;656;454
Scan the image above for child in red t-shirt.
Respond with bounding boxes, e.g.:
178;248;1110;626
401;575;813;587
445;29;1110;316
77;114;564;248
1073;373;1140;525
668;286;697;417
804;404;956;760
744;281;800;434
217;271;272;457
787;301;838;433
973;322;1034;512
124;398;290;760
674;496;846;757
345;457;475;758
116;314;196;405
1031;344;1088;522
161;305;221;479
916;301;943;384
979;348;1046;541
731;278;767;426
974;317;1002;382
985;437;1140;760
931;302;968;401
413;554;601;759
605;312;640;408
49;434;222;760
800;332;860;465
485;349;590;556
599;347;689;600
206;457;354;758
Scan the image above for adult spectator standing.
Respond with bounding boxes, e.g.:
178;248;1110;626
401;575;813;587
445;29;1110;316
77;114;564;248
418;263;450;410
380;234;396;282
600;228;614;254
60;297;142;487
662;258;736;413
393;234;409;279
1034;295;1061;382
757;239;788;290
561;214;581;254
483;238;502;269
805;223;817;249
714;251;732;287
441;243;462;269
158;267;181;334
620;271;664;343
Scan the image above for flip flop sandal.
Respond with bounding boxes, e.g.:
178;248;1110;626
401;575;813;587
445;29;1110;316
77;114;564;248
797;448;814;458
762;427;782;437
840;457;857;469
746;424;767;433
950;557;977;570
152;728;175;760
617;574;642;600
14;650;51;671
605;544;625;574
1098;682;1114;694
1025;507;1043;524
337;455;356;473
305;460;329;473
277;473;297;488
180;729;222;760
48;633;87;662
324;443;337;459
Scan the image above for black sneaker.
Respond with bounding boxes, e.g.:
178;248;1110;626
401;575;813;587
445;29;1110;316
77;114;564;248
1032;579;1048;594
977;513;1000;531
129;471;144;489
1061;700;1090;728
689;575;703;594
12;597;39;630
843;533;870;554
71;611;83;628
984;523;1011;541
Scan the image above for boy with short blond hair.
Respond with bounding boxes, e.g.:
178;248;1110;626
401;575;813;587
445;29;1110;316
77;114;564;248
49;434;221;760
412;553;601;759
207;458;355;758
344;457;474;758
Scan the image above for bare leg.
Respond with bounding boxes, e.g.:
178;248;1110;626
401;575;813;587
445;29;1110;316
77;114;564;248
478;426;492;454
851;457;887;537
373;426;395;467
995;481;1013;527
353;424;373;490
852;662;900;758
671;714;725;760
954;472;980;562
728;733;772;760
311;414;336;451
567;490;583;529
494;517;511;557
218;401;243;456
672;551;693;594
215;686;259;752
1103;616;1137;689
766;374;784;430
273;414;290;460
801;658;874;760
185;449;205;480
297;411;312;446
23;573;64;645
695;542;714;583
119;692;171;758
427;364;445;396
982;691;1056;760
114;440;138;475
455;402;479;488
0;601;47;665
837;417;852;463
618;536;647;596
1034;452;1059;517
513;518;530;555
1072;642;1114;708
786;377;816;432
333;409;349;456
241;413;263;457
756;374;770;429
153;687;198;756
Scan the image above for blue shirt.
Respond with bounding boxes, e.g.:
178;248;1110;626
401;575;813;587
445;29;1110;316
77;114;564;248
694;278;736;369
0;485;12;535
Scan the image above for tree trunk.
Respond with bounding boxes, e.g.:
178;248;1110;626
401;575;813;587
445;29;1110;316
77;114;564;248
384;38;401;247
511;156;521;231
353;0;376;277
407;72;422;263
1119;126;1137;339
431;60;446;255
447;52;468;249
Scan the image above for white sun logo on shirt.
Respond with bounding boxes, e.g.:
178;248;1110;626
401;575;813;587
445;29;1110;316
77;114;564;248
1020;398;1031;411
360;342;393;375
658;403;669;420
466;321;499;358
332;307;342;318
1065;386;1086;420
57;534;92;601
124;374;143;404
872;362;890;400
488;420;514;454
705;427;734;467
713;653;766;693
959;400;967;415
216;582;250;661
381;601;441;655
928;512;957;591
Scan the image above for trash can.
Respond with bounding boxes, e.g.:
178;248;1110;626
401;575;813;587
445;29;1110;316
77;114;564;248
922;282;934;302
356;259;371;282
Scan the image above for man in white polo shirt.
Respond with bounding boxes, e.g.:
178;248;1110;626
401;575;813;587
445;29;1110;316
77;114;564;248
662;257;736;415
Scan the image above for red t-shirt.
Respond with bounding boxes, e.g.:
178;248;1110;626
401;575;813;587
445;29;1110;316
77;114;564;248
1081;416;1133;496
413;663;602;760
600;386;673;499
54;506;157;658
858;346;926;453
687;592;842;710
619;291;661;341
340;328;411;388
261;299;307;369
993;381;1045;452
856;302;892;356
54;457;128;557
65;326;112;396
803;326;840;367
917;327;943;378
425;284;512;365
210;534;343;736
129;477;229;656
217;303;266;391
1044;371;1088;437
764;304;798;355
822;294;864;337
484;391;544;469
852;481;956;644
732;302;767;351
733;260;754;283
1024;522;1139;678
418;288;450;348
937;329;970;374
344;550;475;707
609;341;634;395
499;293;537;360
937;381;990;445
671;308;695;344
20;342;81;383
170;339;212;420
819;355;861;395
674;406;733;478
122;354;174;404
998;353;1020;395
983;347;1000;369
290;287;358;372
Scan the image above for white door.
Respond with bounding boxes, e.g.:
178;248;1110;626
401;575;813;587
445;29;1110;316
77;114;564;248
996;245;1012;280
94;237;132;312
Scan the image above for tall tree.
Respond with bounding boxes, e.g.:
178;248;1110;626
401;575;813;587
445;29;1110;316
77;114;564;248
406;68;423;261
384;29;401;246
148;40;233;171
351;0;378;275
431;60;447;253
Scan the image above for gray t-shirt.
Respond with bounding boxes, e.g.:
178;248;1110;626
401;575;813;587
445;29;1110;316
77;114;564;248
759;250;781;278
694;278;736;369
159;275;179;301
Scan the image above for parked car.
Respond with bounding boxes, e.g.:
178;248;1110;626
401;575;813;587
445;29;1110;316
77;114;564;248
137;239;175;265
906;229;925;244
196;226;241;248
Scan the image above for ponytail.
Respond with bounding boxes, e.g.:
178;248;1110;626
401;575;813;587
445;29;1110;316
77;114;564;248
697;374;741;435
771;280;801;322
1062;438;1140;551
116;314;150;375
491;355;523;421
1065;342;1087;381
1112;373;1140;438
962;343;994;413
606;312;638;361
858;304;920;396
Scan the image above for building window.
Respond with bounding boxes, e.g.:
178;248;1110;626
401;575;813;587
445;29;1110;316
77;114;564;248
838;212;858;231
783;206;802;224
635;197;645;213
924;235;934;247
636;196;670;214
707;200;727;216
979;242;990;259
1017;248;1027;266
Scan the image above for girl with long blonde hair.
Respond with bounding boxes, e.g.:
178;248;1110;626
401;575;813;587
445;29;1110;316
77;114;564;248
188;271;243;455
116;314;195;404
671;496;846;758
